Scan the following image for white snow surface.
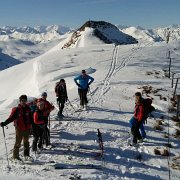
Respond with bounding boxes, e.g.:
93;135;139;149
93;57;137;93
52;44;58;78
0;33;180;180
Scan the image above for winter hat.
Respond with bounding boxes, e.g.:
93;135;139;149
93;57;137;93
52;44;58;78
19;94;27;101
41;92;47;96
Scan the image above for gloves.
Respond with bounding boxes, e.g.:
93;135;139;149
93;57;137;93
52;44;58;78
56;97;59;103
1;122;6;127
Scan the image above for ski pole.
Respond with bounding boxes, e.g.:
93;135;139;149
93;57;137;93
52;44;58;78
48;115;51;145
89;87;94;103
97;129;104;157
2;126;10;169
67;99;76;112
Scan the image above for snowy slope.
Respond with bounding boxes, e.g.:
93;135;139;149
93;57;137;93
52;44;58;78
0;34;180;179
0;34;70;62
0;25;72;62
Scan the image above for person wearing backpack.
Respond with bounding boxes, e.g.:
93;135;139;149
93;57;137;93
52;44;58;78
32;100;46;152
129;92;154;142
55;79;68;118
0;95;33;161
74;70;94;110
129;92;145;145
38;92;54;147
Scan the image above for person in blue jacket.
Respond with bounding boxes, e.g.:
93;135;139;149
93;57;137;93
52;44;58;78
74;70;94;109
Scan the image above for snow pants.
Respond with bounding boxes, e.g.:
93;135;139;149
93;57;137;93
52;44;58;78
78;88;88;107
57;96;66;115
32;124;44;151
131;122;142;144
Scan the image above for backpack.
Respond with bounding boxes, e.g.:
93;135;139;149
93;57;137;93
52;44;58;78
55;82;60;94
55;82;67;97
142;98;155;119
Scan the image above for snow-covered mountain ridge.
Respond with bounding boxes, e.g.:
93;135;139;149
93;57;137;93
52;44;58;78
0;25;72;43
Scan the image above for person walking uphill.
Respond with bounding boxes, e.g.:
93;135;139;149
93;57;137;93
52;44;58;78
129;92;145;146
74;70;94;110
0;95;33;161
55;79;68;118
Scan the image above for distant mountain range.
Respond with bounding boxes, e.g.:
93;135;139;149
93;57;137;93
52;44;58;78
0;25;72;43
0;23;180;43
117;24;180;42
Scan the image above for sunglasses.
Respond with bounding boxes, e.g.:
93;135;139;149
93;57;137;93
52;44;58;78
20;99;27;102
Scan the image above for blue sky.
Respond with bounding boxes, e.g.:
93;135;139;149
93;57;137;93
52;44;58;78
0;0;179;28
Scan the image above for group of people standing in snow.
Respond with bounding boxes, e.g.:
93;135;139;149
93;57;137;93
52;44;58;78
0;69;94;161
0;68;154;161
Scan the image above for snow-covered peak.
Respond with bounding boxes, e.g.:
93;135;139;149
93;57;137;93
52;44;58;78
62;21;138;49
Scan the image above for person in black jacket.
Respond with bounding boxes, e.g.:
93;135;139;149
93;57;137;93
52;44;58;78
55;79;68;117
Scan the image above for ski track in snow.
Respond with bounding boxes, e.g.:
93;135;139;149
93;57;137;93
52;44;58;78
96;45;119;105
95;41;154;106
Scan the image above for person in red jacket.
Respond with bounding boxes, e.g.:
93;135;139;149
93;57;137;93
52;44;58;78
32;100;46;152
38;92;54;146
0;95;33;161
130;92;144;145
